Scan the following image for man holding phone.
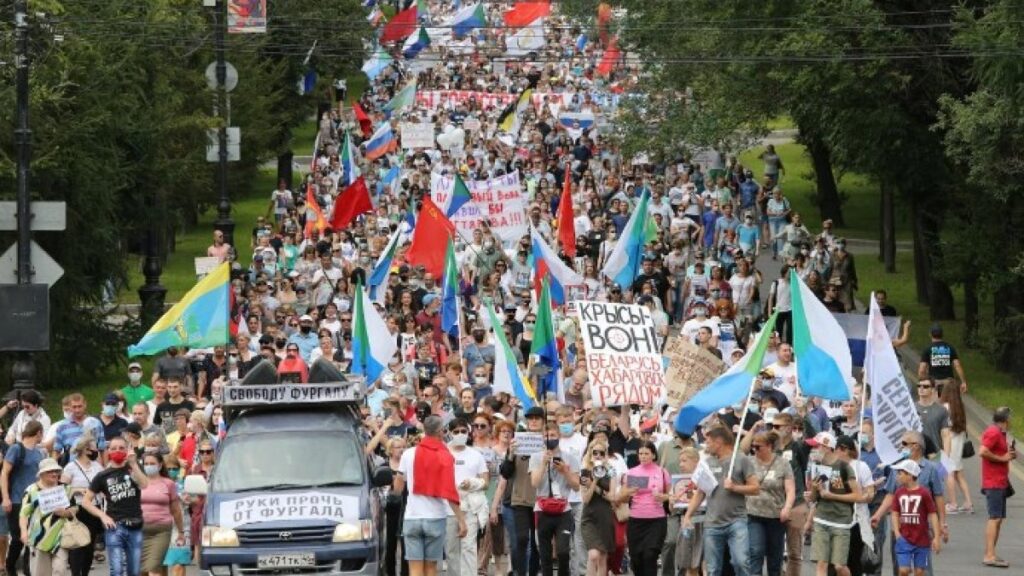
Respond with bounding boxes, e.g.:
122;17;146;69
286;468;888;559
529;423;580;576
806;432;862;576
979;407;1016;568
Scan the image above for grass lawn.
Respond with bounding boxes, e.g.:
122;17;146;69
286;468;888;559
765;115;795;131
856;253;1024;432
738;143;912;241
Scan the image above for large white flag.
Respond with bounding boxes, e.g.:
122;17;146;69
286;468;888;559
864;293;922;464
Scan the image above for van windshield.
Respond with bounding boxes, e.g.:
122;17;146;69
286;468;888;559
210;431;364;492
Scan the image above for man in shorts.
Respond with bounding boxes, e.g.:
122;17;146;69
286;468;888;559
979;407;1016;568
889;460;940;576
395;415;467;576
807;431;862;576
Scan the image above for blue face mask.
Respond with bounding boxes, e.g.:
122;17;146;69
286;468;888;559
102;405;117;417
747;404;760;414
168;469;180;481
559;423;574;436
899;449;911;461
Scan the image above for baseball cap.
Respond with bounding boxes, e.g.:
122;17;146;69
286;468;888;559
892;459;921;478
422;294;437;307
525;406;545;419
805;431;837;449
103;393;120;405
128;362;143;371
836;435;857;452
299;314;314;322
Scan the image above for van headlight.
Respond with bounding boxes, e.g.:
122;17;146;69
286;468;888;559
202;526;239;547
332;520;373;542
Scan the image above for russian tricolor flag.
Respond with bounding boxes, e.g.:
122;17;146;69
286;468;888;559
531;228;583;306
364;122;396;161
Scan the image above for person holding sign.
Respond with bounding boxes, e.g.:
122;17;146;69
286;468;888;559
619;441;670;576
19;458;76;576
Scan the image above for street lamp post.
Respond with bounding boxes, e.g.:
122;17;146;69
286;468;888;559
211;0;234;248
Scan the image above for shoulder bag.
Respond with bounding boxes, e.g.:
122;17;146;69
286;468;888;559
61;516;91;550
536;459;568;516
961;439;976;459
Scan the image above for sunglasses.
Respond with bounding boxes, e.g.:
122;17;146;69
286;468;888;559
917;384;933;389
451;429;469;435
199;449;215;455
770;424;787;430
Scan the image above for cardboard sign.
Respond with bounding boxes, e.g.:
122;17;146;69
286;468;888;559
514;432;545;456
663;338;726;409
36;486;70;515
219;491;359;529
195;256;222;277
431;172;527;245
575;301;666;407
400;122;436;149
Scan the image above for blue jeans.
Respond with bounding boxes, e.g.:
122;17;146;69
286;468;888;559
768;217;786;257
704;521;751;576
748;515;785;576
104;524;143;576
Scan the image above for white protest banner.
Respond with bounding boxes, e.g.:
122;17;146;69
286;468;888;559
219;491;359;529
865;295;922;464
513;432;544;456
663;338;725;409
431;172;527;245
400;122;435;149
463;117;481;133
222;383;361;406
194;256;222;278
37;486;70;515
575;301;666;407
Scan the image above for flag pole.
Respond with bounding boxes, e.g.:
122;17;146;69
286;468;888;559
727;374;758;479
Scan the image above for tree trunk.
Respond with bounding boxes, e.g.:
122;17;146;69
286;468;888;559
879;184;885;262
963;274;979;348
881;182;896;272
805;134;845;227
993;282;1024;387
277;151;294;191
913;203;955;320
910;197;930;305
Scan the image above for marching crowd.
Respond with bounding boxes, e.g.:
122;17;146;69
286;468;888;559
0;2;1018;576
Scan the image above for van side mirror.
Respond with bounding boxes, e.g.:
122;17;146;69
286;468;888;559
372;467;393;488
184;474;209;496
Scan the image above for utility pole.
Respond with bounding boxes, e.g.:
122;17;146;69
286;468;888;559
11;0;35;391
212;0;234;248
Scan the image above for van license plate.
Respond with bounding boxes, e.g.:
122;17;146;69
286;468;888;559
257;554;316;568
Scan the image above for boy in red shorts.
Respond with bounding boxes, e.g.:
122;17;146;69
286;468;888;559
889;460;942;576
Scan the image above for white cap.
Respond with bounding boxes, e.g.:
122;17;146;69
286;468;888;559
806;431;837;450
892;459;921;478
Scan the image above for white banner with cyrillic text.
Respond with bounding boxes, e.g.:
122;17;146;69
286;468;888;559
575;301;666;407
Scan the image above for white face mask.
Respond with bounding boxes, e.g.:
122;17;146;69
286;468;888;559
449;433;469;448
128;372;142;385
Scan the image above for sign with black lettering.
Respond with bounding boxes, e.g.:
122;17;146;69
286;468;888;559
219;491;360;529
575;301;666;407
223;383;361;406
663;338;726;409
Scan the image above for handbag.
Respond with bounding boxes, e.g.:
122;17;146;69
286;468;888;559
961;439;976;459
861;544;882;573
61;518;92;550
537;460;568;516
163;546;193;566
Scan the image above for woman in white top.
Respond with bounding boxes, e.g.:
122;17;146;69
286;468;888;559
62;435;105;576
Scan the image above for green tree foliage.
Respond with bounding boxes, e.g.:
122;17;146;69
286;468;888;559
0;0;369;385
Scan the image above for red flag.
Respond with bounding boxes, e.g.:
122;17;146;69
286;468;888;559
304;184;329;237
330;177;373;231
380;6;418;44
558;168;576;258
597;36;621;77
353;102;373;138
405;196;455;277
504;0;551;27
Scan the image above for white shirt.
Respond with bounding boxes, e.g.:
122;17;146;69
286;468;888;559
681;317;720;343
5;408;52;444
450;446;488;517
398;446;452;520
559;433;588;503
767;361;799;404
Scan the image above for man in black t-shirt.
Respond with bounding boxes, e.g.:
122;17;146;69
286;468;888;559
152;378;196;435
82;437;149;576
917;323;968;395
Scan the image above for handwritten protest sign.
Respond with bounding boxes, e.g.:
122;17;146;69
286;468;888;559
575;301;666;407
219;492;359;529
514;432;544;456
400;122;435;149
37;486;70;515
663;338;726;409
431;172;527;245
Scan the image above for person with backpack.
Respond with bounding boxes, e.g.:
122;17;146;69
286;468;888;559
2;420;47;576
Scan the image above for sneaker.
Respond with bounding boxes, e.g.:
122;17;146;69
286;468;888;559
945;503;961;515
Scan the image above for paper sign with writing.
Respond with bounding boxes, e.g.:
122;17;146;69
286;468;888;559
663;338;726;409
575;301;666;407
430;172;527;245
37;486;70;515
219;491;359;529
400;122;436;149
513;432;545;456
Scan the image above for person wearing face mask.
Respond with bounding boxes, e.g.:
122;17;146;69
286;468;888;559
473;240;502;278
139;453;185;576
529;423;581;576
552;406;589;576
444;419;488;576
81;436;150;576
63;435;104;576
98;394;130;442
4;390;52;445
806;431;862;576
121;363;154;412
286;315;319;363
462;327;495;376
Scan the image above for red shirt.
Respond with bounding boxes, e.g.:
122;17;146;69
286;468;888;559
893;485;936;547
981;424;1010;489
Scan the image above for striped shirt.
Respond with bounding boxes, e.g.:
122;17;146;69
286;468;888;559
53;417;107;454
21;483;75;553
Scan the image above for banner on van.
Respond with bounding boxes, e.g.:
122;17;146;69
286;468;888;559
223;383;361;406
